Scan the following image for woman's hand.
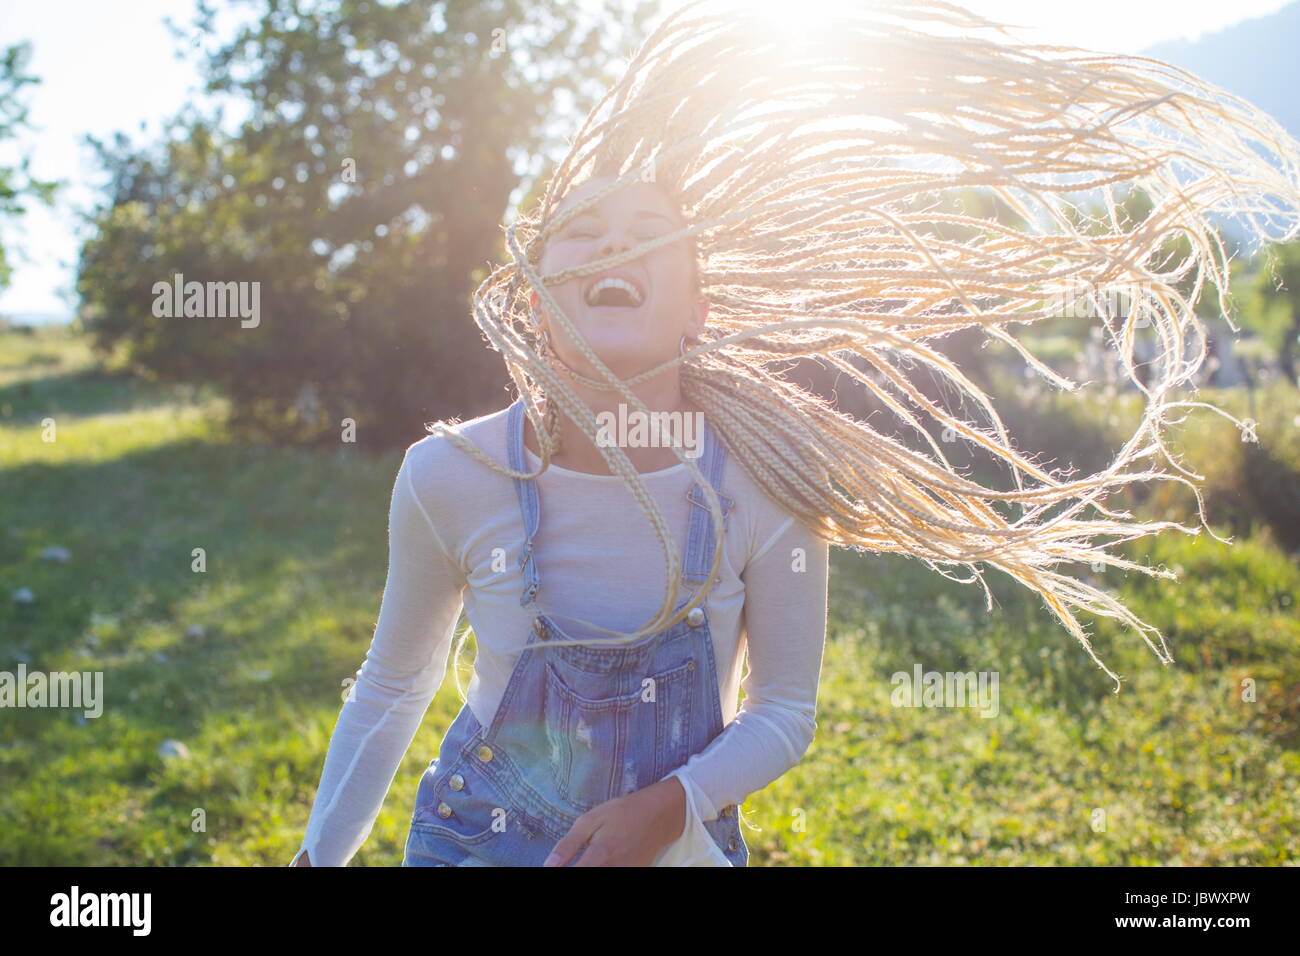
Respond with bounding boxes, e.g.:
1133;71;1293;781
544;776;687;867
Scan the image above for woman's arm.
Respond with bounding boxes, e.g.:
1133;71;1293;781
663;512;830;827
291;441;467;866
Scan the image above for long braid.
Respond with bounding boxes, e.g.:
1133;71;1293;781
428;0;1300;690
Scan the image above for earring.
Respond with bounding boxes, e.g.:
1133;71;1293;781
679;333;698;357
529;304;553;355
544;392;562;453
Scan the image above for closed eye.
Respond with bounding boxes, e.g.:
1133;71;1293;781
562;216;603;239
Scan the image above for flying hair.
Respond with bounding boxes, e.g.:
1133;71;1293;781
426;0;1300;691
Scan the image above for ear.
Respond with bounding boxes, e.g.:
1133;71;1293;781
689;296;709;338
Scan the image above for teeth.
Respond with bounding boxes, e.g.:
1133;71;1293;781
585;277;644;306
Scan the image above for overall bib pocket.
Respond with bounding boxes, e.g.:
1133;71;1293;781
543;656;696;811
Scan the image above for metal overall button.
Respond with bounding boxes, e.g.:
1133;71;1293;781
687;607;705;628
727;837;739;853
476;744;494;763
411;754;510;844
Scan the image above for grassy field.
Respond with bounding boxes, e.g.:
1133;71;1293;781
2;324;1297;865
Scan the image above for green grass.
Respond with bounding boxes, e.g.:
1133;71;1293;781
1;324;1296;865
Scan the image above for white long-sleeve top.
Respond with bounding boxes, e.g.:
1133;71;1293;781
293;404;829;866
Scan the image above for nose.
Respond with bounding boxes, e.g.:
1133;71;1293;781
596;220;636;259
598;233;630;258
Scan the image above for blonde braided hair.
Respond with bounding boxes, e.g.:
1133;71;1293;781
428;0;1300;690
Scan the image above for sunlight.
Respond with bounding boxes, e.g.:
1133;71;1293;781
742;0;877;35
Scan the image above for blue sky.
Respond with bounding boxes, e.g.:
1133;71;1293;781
1;0;1296;320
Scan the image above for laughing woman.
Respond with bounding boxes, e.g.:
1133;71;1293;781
291;170;829;866
291;0;1300;866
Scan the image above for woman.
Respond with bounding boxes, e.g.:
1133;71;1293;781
295;170;826;866
291;0;1300;865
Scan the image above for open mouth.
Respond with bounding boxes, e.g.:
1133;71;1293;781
584;276;645;308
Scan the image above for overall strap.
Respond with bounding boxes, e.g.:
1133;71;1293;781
507;399;541;607
681;414;734;588
507;397;734;603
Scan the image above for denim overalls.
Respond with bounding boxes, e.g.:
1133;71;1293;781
402;398;748;866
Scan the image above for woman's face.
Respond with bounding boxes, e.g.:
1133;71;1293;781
532;177;705;378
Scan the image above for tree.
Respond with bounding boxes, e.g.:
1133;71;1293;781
77;0;655;447
1240;240;1300;385
0;41;59;293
